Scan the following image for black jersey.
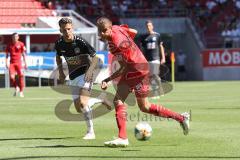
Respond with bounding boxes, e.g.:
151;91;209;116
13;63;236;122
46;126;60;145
140;32;162;61
55;35;96;80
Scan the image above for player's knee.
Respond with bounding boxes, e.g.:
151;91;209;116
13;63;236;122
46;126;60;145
10;75;15;80
75;107;82;113
78;101;85;108
74;99;84;113
113;99;123;107
139;106;149;113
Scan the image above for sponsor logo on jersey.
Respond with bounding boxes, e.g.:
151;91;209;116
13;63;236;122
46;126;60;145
74;47;80;54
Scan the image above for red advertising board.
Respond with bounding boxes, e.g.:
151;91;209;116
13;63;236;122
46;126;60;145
202;49;240;67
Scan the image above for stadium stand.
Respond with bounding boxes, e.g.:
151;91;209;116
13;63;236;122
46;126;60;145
0;0;54;28
182;0;240;48
38;0;239;49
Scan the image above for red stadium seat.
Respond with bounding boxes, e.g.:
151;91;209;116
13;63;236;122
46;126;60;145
0;23;21;28
0;0;54;28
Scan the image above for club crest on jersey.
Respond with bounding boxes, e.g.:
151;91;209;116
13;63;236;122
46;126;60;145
74;47;80;54
152;37;157;41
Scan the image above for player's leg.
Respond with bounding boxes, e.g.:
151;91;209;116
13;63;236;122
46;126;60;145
157;63;165;96
149;61;164;98
134;78;190;135
78;88;96;139
70;74;96;139
9;64;18;96
71;86;95;140
70;74;111;140
104;83;130;147
15;63;24;97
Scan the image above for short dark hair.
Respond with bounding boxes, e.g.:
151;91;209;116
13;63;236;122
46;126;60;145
12;32;18;36
96;17;112;28
58;17;72;27
145;20;153;25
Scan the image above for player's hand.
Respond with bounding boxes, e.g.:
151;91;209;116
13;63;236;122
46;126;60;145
101;81;108;90
161;59;166;64
59;73;66;84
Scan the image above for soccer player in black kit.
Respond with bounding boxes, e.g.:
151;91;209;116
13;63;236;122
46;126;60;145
55;17;110;140
139;20;166;98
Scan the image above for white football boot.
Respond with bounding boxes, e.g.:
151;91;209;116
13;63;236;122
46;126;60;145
19;92;24;98
180;112;190;135
104;138;129;147
83;132;95;140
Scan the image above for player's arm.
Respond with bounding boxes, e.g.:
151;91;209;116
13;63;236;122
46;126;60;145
160;42;166;64
55;42;66;84
120;24;138;39
101;60;126;90
22;51;27;69
20;43;28;69
5;49;9;69
85;55;98;82
128;28;138;38
56;55;66;84
81;37;99;82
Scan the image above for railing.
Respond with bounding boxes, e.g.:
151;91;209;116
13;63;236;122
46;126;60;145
53;10;97;28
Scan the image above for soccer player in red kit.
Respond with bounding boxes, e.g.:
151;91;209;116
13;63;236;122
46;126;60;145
5;33;27;97
97;17;190;147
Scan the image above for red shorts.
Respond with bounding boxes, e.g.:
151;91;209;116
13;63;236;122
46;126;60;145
118;75;149;98
9;63;23;76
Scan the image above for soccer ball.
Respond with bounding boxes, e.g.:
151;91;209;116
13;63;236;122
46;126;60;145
134;122;152;141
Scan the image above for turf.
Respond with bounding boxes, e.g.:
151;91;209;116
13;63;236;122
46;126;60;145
0;81;240;160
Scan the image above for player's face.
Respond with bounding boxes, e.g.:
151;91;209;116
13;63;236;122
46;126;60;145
146;22;154;33
12;34;19;43
60;23;74;41
98;24;112;41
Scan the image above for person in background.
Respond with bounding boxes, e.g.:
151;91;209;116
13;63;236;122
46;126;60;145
139;20;166;98
176;50;187;81
5;33;27;97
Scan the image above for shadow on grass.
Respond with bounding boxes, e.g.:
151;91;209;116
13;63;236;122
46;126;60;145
121;149;141;151
27;145;105;148
0;137;73;141
206;107;240;110
1;156;240;160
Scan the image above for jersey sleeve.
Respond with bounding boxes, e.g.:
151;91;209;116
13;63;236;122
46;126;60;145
120;24;136;39
54;41;62;56
81;37;96;57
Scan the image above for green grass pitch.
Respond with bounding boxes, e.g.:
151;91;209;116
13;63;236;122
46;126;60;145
0;81;240;160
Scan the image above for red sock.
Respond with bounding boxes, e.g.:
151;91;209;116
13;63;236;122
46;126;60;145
115;103;127;139
19;75;24;92
149;104;184;122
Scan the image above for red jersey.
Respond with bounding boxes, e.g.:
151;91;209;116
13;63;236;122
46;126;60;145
6;41;26;64
109;25;149;80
